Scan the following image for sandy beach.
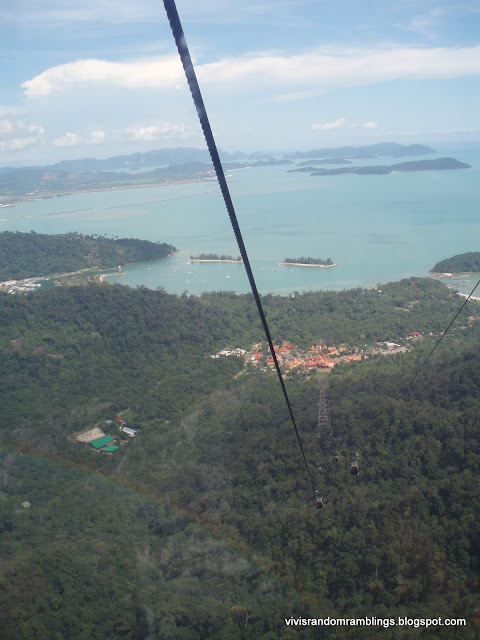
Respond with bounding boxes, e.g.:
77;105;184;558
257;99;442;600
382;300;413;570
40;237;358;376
278;262;337;268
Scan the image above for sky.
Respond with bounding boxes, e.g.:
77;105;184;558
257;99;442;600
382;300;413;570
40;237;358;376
0;0;479;166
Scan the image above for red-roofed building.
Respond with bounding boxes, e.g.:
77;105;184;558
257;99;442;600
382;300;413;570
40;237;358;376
321;360;336;369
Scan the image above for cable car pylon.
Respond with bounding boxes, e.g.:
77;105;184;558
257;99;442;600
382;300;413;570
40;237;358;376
317;379;329;439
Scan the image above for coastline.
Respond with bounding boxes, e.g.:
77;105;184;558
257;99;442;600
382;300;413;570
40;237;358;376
0;252;177;289
430;271;478;278
0;178;203;207
99;272;125;282
453;290;480;301
278;262;337;268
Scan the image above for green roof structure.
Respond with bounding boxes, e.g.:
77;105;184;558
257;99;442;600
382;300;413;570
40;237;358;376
89;435;114;449
104;445;118;452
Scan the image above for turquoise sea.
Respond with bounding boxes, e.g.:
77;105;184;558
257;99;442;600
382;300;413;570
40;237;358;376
1;142;479;296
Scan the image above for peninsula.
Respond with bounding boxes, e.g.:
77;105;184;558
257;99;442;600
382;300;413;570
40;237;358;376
279;256;336;267
0;231;176;281
431;252;480;274
190;253;242;263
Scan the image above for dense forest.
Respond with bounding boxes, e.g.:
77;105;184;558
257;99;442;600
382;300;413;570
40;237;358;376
190;253;242;261
283;257;334;266
0;231;176;281
0;278;479;638
431;252;480;273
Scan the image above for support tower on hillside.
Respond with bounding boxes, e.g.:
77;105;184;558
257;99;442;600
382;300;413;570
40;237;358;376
317;379;329;438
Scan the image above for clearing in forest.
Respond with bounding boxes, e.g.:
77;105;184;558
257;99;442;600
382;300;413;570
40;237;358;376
75;427;106;442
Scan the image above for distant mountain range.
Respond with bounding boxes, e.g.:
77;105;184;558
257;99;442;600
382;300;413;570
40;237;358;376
285;142;436;160
1;143;468;205
0;147;248;175
0;143;435;175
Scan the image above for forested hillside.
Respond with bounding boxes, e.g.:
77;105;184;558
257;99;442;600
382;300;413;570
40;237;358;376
432;251;480;273
0;280;478;639
0;231;176;280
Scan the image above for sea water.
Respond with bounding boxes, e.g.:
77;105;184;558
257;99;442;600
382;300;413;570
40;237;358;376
1;143;479;296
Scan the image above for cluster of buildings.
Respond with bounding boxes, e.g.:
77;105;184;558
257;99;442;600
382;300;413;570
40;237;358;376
105;416;138;439
2;280;41;294
77;416;138;455
210;348;246;359
89;434;119;454
212;342;364;373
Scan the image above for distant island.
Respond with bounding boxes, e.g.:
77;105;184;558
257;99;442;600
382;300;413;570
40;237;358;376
297;158;353;166
190;253;242;263
431;252;480;274
286;142;436;160
0;231;176;281
0;143;441;204
298;157;471;176
279;256;336;267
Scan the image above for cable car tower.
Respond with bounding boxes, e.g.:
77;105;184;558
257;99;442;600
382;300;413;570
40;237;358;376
317;379;329;438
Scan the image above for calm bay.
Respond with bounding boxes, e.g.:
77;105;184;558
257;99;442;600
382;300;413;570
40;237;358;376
1;143;479;296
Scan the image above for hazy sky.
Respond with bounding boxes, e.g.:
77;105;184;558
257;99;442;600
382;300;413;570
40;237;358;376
1;0;479;165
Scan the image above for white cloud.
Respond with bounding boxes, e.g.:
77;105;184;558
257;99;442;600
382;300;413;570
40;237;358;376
22;56;184;98
312;118;346;131
124;122;194;142
22;45;480;100
87;130;105;144
0;118;44;152
53;130;106;147
53;132;82;147
363;121;378;129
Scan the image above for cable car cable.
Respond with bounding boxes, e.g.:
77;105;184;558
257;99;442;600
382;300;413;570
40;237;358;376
397;277;480;403
163;0;317;497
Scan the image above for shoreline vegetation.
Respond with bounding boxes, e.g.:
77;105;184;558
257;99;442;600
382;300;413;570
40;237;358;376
280;256;336;267
431;251;480;274
0;231;177;283
190;253;242;263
